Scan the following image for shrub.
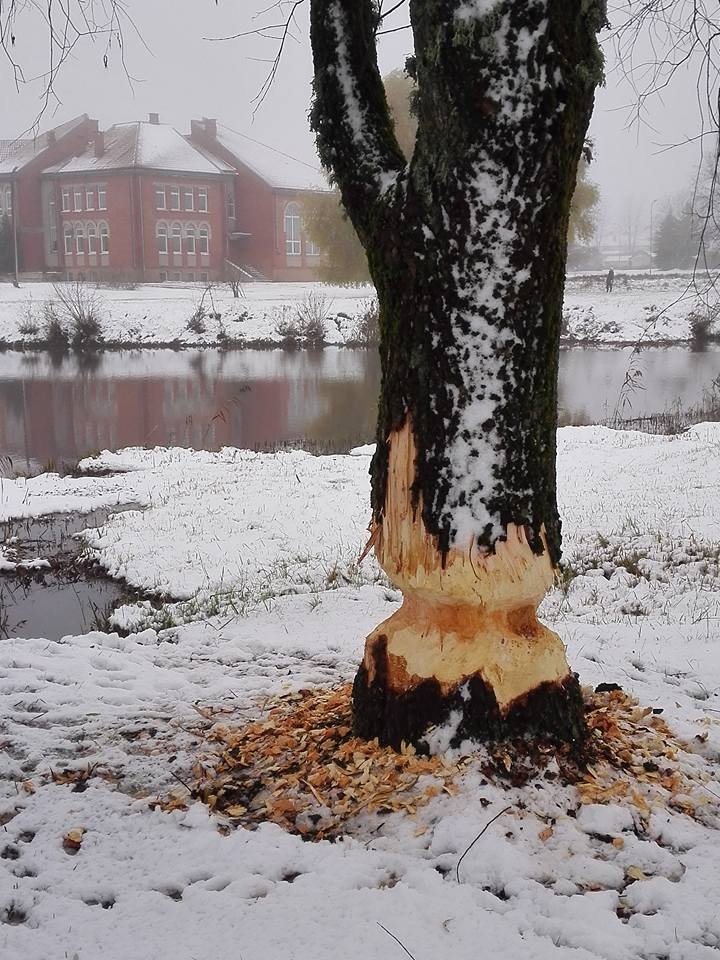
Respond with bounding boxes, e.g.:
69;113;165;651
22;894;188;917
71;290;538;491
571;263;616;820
43;303;70;354
349;298;380;346
51;281;105;352
187;305;207;335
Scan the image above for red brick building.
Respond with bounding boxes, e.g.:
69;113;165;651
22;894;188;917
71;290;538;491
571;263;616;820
0;114;330;283
188;119;329;282
44;116;236;283
0;115;98;274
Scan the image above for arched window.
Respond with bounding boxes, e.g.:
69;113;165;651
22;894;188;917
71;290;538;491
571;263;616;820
171;222;182;256
86;222;97;256
284;202;301;256
75;222;85;255
198;224;210;256
185;224;196;255
63;223;73;256
99;221;109;256
156;221;168;255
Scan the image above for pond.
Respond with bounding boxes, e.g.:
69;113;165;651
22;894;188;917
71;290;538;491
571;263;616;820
0;345;718;474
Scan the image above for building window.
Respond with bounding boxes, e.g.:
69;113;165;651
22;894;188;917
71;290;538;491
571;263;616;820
284;202;301;256
73;188;83;212
50;223;57;253
159;271;167;282
198;187;208;213
185;224;196;255
156;222;168;255
306;238;321;257
186;273;195;282
87;223;97;255
171;222;182;255
64;224;73;256
75;223;85;254
98;186;107;210
85;188;95;210
169;187;181;211
184;187;194;211
2;185;11;214
226;188;235;221
199;272;209;282
99;222;109;255
61;188;71;212
172;272;181;281
155;185;166;210
198;225;209;255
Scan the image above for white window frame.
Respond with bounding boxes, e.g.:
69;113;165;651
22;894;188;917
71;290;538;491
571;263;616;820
61;188;71;212
226;188;235;220
64;224;73;256
99;222;109;256
183;187;194;211
198;225;210;256
87;222;97;255
284;202;301;256
85;188;95;211
306;238;321;257
185;224;196;255
97;186;107;211
75;223;85;254
169;186;181;211
197;187;208;213
73;188;83;212
156;222;168;255
171;222;182;255
155;185;166;210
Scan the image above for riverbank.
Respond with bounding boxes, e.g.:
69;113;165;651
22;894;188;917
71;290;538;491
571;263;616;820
0;424;719;959
0;273;717;349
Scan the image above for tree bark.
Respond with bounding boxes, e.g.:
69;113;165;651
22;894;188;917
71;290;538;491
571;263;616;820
310;0;606;749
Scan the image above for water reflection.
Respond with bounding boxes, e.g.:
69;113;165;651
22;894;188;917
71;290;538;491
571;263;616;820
0;346;717;473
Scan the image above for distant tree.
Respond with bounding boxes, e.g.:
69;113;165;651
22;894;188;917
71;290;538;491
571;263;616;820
567;157;599;245
654;206;695;270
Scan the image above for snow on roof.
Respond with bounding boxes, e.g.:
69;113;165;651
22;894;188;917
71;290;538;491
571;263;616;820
53;122;233;176
214;124;329;192
0;115;90;175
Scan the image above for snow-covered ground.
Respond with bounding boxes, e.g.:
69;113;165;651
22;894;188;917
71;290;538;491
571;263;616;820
1;426;720;959
0;273;716;347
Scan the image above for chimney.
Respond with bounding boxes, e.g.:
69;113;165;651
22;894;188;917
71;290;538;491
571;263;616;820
203;117;218;139
149;112;160;125
94;132;105;158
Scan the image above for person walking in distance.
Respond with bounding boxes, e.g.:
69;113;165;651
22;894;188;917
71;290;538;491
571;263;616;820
605;267;615;292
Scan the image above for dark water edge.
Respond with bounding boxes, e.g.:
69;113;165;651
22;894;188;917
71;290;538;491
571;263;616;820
0;345;718;476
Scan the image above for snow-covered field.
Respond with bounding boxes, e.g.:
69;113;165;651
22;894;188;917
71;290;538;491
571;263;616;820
1;426;720;959
0;272;716;347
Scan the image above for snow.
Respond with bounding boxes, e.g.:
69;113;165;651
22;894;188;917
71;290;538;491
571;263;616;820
2;426;720;956
0;275;714;349
214;125;329;192
0;281;376;348
53;122;233;176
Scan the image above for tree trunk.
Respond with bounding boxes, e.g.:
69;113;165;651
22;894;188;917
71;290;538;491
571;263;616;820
310;0;606;749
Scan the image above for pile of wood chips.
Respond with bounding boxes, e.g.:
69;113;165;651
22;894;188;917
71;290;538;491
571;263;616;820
155;684;718;840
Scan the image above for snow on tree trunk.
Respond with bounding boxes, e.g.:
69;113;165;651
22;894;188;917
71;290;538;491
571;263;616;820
310;0;606;748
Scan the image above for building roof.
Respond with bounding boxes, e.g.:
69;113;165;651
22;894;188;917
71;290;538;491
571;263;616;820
212;124;329;192
0;115;91;175
50;122;234;177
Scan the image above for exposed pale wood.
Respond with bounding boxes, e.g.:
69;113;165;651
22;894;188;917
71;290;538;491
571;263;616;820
362;420;572;711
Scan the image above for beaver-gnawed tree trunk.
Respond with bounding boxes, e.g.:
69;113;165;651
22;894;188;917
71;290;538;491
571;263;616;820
310;0;606;749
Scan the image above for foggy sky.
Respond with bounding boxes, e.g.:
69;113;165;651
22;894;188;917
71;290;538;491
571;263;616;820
0;1;705;244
